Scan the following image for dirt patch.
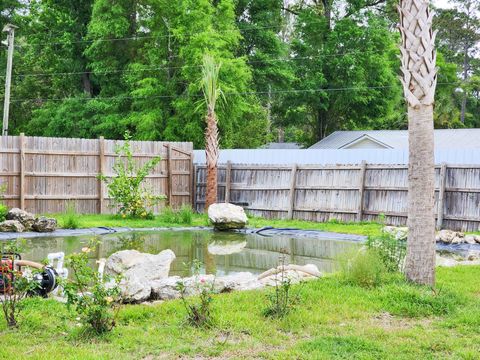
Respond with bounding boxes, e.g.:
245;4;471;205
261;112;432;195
371;311;435;331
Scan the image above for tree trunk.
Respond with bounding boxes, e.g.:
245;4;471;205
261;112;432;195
460;44;469;124
204;107;219;211
398;0;437;285
405;105;436;285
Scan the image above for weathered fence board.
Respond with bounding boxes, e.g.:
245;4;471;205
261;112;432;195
0;135;193;214
195;163;480;232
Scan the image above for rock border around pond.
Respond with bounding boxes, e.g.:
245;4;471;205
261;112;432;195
0;208;57;233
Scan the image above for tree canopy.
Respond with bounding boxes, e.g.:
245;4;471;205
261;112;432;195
0;0;475;147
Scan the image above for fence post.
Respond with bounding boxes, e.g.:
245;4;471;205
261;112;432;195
287;164;297;220
98;136;105;214
225;161;232;203
189;152;194;208
167;144;173;207
436;163;447;230
356;160;367;222
192;164;197;211
19;133;25;210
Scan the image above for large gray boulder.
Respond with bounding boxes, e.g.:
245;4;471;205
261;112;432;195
32;217;57;232
106;249;176;302
6;208;35;230
208;203;248;230
0;220;25;233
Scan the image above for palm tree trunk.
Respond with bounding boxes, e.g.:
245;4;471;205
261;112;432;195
398;0;437;285
205;107;219;210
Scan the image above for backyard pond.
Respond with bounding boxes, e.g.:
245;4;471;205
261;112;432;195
17;229;363;277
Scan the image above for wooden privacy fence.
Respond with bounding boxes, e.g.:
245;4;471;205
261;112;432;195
194;162;480;232
0;135;193;214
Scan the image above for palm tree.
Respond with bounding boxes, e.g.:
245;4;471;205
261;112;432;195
398;0;437;285
201;54;223;211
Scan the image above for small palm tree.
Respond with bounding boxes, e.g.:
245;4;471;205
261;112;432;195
398;0;437;285
201;54;224;211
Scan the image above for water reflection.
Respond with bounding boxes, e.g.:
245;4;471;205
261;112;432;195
18;230;361;277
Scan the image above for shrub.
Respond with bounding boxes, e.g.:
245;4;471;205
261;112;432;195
0;241;39;328
62;202;81;229
176;259;215;328
366;232;406;273
339;249;385;288
263;251;300;318
100;133;163;219
0;204;7;222
63;238;121;334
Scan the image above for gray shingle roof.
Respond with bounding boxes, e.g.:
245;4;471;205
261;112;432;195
309;129;480;149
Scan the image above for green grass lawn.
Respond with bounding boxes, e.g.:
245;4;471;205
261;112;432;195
1;266;480;359
53;212;384;237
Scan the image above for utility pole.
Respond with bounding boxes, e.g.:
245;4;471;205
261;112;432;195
2;24;17;136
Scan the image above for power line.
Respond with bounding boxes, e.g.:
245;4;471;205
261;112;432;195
15;24;288;49
9;82;458;103
7;50;396;79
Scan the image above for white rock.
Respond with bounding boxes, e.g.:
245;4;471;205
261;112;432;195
465;235;477;245
383;226;408;240
208;203;248;230
6;208;35;230
475;235;480;244
0;220;25;233
207;240;247;255
437;230;465;244
436;255;459;267
106;249;176;302
216;272;263;291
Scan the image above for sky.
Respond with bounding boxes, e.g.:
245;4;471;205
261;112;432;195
433;0;453;8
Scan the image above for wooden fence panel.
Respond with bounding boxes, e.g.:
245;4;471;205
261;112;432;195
195;163;480;232
0;135;193;215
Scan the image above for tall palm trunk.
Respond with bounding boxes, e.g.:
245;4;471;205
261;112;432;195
201;55;223;211
398;0;437;285
205;106;219;209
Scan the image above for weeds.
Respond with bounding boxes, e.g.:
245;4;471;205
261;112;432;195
339;249;385;288
366;232;406;273
176;259;215;328
159;205;194;225
0;241;39;328
62;201;81;229
263;250;299;318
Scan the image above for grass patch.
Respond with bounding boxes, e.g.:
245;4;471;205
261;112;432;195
52;212;383;237
1;267;480;358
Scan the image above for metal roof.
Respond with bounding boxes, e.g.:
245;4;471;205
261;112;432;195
310;129;480;149
193;148;480;165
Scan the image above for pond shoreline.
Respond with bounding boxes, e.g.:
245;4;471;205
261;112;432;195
0;225;368;242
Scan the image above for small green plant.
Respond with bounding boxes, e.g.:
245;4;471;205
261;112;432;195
0;183;7;222
100;132;163;219
263;250;300;318
0;203;7;222
159;205;194;225
63;238;121;334
0;241;39;328
366;232;406;273
176;259;215;328
339;249;385;288
62;201;81;229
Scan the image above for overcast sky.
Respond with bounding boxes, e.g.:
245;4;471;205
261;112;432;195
433;0;452;8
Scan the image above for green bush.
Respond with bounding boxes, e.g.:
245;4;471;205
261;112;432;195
62;202;81;229
340;249;385;288
63;238;121;334
100;133;163;219
366;233;406;273
0;203;7;222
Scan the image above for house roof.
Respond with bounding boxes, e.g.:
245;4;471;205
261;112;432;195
261;142;303;149
309;129;480;149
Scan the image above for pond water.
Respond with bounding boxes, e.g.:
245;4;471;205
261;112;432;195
19;230;362;277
